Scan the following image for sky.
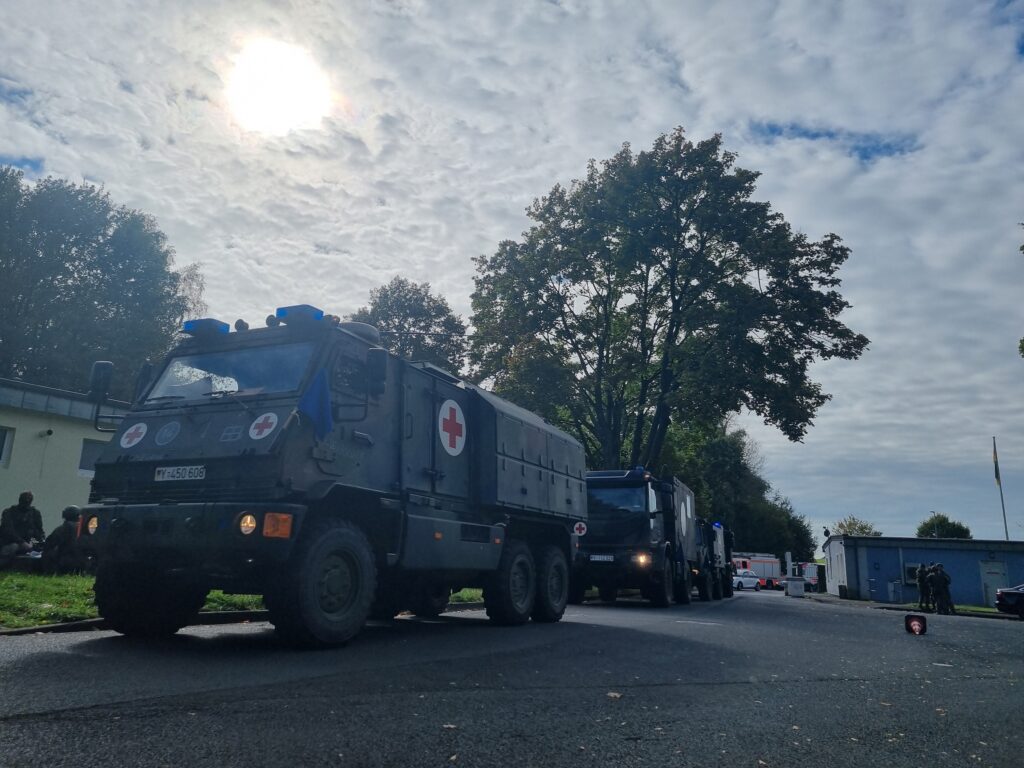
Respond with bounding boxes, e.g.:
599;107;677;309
2;0;1023;546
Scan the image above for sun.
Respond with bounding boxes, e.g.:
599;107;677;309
226;39;332;136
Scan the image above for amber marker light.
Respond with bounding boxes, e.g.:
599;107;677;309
263;512;293;539
239;513;258;535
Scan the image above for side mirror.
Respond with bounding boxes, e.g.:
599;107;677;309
88;361;114;403
367;347;388;395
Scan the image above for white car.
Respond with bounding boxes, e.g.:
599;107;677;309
733;569;761;591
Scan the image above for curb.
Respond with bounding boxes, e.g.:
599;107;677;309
1;603;488;637
871;605;1018;621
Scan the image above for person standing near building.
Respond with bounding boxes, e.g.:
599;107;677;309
935;563;956;615
0;491;45;564
916;563;931;611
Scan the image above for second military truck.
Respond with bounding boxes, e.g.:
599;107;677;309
83;305;587;646
571;468;732;606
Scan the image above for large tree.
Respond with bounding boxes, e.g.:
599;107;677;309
349;276;466;373
916;512;972;539
471;128;868;470
832;515;882;536
0;167;204;398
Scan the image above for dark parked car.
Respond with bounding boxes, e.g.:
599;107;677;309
994;584;1024;619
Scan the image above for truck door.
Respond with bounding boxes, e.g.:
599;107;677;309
401;366;470;499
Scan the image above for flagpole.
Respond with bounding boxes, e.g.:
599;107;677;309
994;436;1009;541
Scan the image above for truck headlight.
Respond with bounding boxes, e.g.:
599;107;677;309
239;513;257;535
86;517;99;535
632;552;651;567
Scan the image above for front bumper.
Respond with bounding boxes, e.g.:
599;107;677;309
79;502;307;580
577;547;667;588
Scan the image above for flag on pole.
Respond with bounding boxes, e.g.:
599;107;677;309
993;436;1001;486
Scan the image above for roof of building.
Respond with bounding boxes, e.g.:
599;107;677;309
824;534;1024;553
0;377;128;422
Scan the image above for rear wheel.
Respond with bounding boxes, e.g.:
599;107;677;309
95;563;207;638
722;573;734;598
673;566;691;605
532;546;569;622
409;581;451;618
266;519;377;647
754;583;761;592
484;540;536;625
650;556;673;608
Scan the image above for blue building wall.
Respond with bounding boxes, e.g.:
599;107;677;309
824;536;1024;606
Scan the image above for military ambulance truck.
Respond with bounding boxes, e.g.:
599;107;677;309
571;468;726;606
82;305;587;646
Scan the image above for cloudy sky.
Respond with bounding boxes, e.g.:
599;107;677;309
2;0;1023;545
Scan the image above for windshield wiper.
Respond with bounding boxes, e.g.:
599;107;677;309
144;395;185;404
202;389;256;416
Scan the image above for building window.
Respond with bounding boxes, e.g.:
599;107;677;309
78;439;107;478
0;426;13;468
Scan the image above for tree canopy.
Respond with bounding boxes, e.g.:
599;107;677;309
916;512;972;539
660;421;816;560
470;128;868;470
0;167;204;398
832;515;882;536
349;276;466;373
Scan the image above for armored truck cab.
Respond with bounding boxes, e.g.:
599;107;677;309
573;469;732;606
83;305;586;645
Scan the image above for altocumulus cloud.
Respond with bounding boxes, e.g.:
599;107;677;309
0;0;1023;542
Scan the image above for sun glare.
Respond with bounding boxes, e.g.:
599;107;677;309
226;39;332;136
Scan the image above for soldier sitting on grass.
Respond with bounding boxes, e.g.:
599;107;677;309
0;491;44;567
42;506;88;575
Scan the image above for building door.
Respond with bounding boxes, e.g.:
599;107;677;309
979;560;1007;607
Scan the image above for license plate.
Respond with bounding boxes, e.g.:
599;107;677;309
589;554;614;562
154;465;206;481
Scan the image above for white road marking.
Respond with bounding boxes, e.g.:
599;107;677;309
674;620;723;626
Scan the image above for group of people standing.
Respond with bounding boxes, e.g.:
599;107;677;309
0;491;89;574
916;562;956;615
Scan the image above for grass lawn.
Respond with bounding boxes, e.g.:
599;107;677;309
0;573;263;630
449;588;483;603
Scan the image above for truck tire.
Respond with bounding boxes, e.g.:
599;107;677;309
484;540;536;625
568;579;587;605
650;557;673;608
410;582;451;618
674;566;691;605
711;572;723;600
267;519;377;647
697;570;712;602
722;571;734;598
95;563;207;638
532;545;569;622
598;586;617;604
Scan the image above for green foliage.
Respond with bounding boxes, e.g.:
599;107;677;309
916;512;972;539
350;276;466;374
0;167;204;398
660;422;815;560
471;128;868;469
0;572;263;629
832;515;882;536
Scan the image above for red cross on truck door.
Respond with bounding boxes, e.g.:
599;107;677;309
438;399;466;456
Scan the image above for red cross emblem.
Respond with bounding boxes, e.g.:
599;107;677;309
437;399;465;456
120;422;148;448
249;412;278;440
573;521;588;536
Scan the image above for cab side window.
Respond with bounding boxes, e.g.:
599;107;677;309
333;356;367;401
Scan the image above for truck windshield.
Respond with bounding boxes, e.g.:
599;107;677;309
144;342;316;403
586;485;648;521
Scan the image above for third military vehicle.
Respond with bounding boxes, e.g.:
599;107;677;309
82;305;587;646
571;468;730;606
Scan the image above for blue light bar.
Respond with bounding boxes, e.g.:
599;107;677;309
182;318;230;336
713;522;722;528
275;304;325;323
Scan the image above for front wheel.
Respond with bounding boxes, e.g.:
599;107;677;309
598;586;617;604
95;564;207;638
674;566;691;605
409;581;451;618
650;556;673;608
266;519;377;647
484;540;536;625
532;546;569;622
735;581;744;591
568;578;587;605
697;570;713;602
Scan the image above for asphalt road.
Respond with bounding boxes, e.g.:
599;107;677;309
0;590;1021;768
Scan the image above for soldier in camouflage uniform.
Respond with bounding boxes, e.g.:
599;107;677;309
0;491;44;565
